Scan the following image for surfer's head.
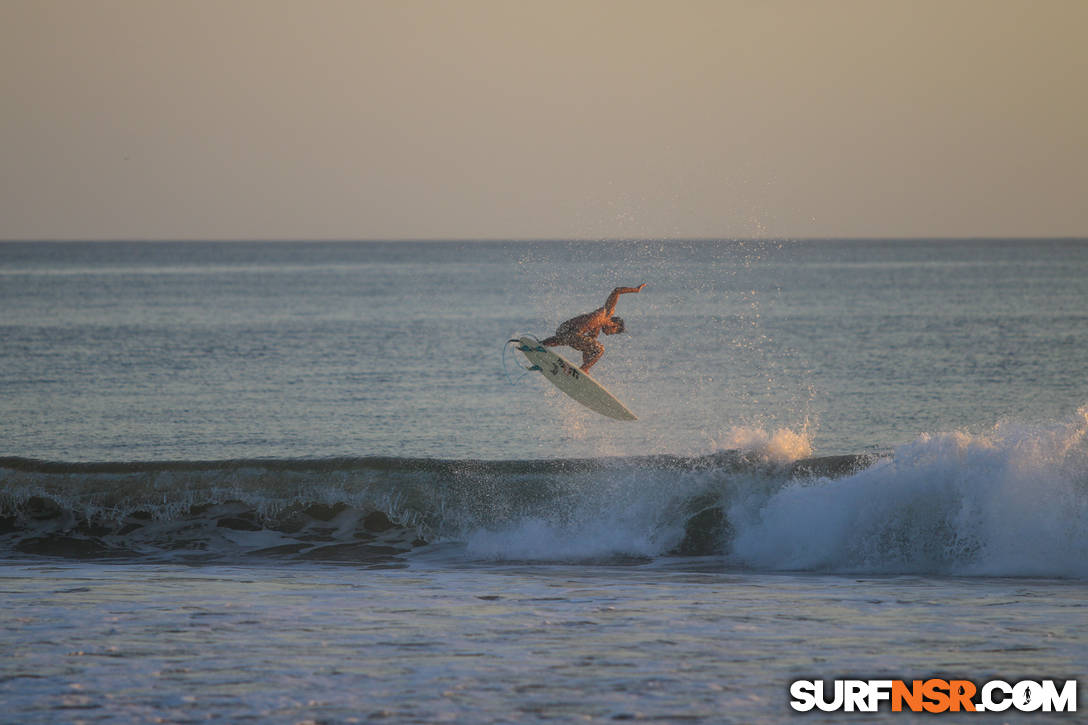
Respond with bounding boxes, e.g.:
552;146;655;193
603;316;625;335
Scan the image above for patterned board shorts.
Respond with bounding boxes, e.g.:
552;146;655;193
552;321;602;355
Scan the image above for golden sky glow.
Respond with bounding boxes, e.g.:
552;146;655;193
2;0;1086;239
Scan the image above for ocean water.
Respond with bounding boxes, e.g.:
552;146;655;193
2;239;1086;722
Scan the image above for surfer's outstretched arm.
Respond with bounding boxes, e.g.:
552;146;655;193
603;283;647;315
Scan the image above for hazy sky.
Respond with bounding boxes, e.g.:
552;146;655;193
2;0;1086;240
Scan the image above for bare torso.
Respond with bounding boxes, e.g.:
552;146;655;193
560;308;611;337
541;284;646;371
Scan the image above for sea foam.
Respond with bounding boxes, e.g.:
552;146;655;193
729;409;1088;577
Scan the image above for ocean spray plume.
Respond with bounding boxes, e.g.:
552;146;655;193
721;425;813;464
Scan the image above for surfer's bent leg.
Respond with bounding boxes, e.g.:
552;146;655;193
542;330;602;371
571;336;603;371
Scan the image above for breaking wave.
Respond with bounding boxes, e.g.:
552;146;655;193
729;412;1088;578
2;413;1086;577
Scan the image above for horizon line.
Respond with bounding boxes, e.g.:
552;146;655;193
3;236;1087;244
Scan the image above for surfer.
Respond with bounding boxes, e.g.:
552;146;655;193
540;284;647;371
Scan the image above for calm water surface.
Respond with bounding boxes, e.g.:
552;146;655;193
2;240;1085;721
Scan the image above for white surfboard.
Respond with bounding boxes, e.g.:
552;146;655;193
512;336;638;421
